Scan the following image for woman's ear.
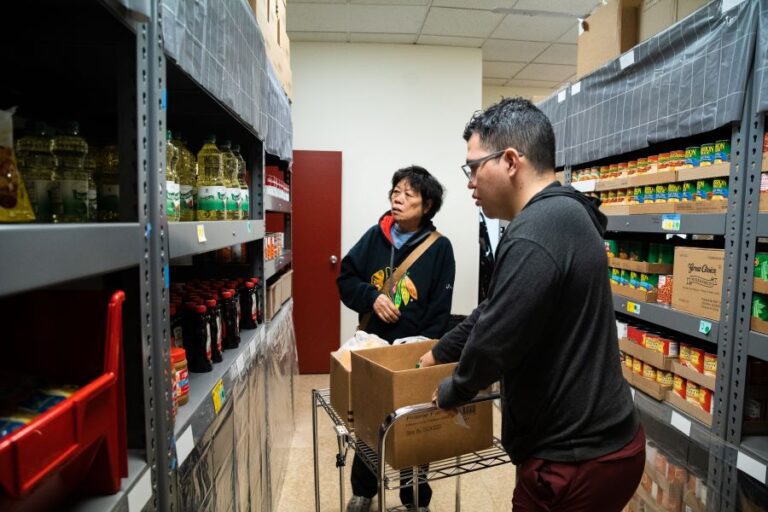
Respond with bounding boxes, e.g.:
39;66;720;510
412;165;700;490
423;199;433;215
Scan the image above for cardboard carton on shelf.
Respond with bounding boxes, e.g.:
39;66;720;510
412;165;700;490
760;192;768;213
631;372;667;400
752;317;768;335
676;162;730;181
674;200;728;214
601;204;631;215
671;247;724;321
754;278;768;296
628;202;677;215
664;389;712;426
670;361;715;391
608;257;673;275
577;0;640;78
351;340;493;469
280;269;293;304
330;350;354;426
628;169;678;187
596;177;631;191
620;338;675;371
639;0;710;42
611;281;658;303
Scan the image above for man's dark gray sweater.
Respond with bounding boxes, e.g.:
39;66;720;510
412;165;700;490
434;181;638;465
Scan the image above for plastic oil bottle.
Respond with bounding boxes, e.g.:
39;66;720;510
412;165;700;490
166;130;180;222
53;122;89;223
98;145;120;222
220;140;240;221
173;134;196;222
16;122;62;222
84;147;99;222
196;135;226;221
233;145;249;220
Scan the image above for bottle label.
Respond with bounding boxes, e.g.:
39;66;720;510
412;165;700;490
241;190;249;213
205;323;212;361
180;184;195;211
216;315;223;348
60;179;88;219
166;180;180;217
87;187;98;221
251;294;257;320
227;188;241;212
99;184;120;213
197;186;226;212
28;179;52;218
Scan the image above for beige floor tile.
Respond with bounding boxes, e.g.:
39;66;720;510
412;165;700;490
276;374;515;511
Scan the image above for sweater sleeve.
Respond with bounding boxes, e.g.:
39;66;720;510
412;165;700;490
431;300;486;363
336;228;381;314
437;238;560;409
417;239;456;339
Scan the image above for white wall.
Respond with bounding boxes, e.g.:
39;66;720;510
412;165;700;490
291;42;482;345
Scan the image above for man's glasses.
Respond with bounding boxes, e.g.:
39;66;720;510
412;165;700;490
461;149;523;180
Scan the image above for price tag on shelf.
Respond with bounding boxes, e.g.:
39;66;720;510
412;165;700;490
176;426;194;467
626;301;641;315
211;379;225;414
247;221;252;233
661;214;681;231
249;337;257;359
197;224;207;243
737;451;767;484
557;90;566;103
570;82;581;96
236;353;246;376
699;320;712;335
128;469;153;512
671;411;692;437
620;50;635;70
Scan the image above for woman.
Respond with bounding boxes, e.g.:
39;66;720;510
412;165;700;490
337;165;456;512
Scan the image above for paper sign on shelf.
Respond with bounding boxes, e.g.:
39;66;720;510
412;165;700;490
212;379;225;414
247;221;252;233
620;50;635;70
671;411;692;437
626;301;641;315
570;82;581;95
128;468;153;512
557;90;566;103
737;451;767;484
661;214;681;232
236;353;246;376
197;224;207;243
176;426;194;467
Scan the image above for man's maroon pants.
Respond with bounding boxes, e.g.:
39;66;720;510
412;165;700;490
512;425;646;511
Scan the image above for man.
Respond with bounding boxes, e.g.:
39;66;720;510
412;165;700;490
419;98;645;511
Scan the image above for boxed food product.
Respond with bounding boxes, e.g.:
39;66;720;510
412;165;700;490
688;347;705;373
657;275;673;305
674;374;687;399
703;353;717;377
642;363;657;381
686;381;700;405
671;248;724;321
633;358;643;376
698;387;712;413
350;340;493;469
656;370;673;388
680;343;691;367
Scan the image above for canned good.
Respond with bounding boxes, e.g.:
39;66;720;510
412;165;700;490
634;186;645;204
620;269;630;287
628;160;637;175
753;293;768;321
712;178;729;200
629;241;647;262
682;181;697;202
592;167;601;180
640;273;659;293
600;165;610;179
671;150;685;168
714;139;730;164
616;189;626;204
659;153;671;170
686;381;700;405
699;387;712;413
648;155;659;172
704;353;717;377
633;358;643;376
607;190;617;203
618;241;630;260
610;268;621;285
685;146;701;168
599;192;608;203
643;363;657;381
754;253;768;280
700;143;715;166
657;275;674;305
618;162;628;177
696;179;713;201
656;370;674;388
655;183;668;203
605;240;618;258
674;374;687;399
638;157;648;174
609;163;619;179
667;182;682;202
644;185;656;203
629;270;641;289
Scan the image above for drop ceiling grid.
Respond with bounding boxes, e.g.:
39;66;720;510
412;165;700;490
287;0;600;92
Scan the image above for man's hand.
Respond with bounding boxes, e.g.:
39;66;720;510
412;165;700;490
373;294;401;323
432;387;458;415
418;350;437;368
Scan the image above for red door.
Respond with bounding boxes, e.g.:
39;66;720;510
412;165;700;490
292;150;342;373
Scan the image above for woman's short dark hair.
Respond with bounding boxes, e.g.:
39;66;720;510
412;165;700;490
389;165;444;223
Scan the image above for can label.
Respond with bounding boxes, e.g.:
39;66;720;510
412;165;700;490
696;180;713;201
655;184;668;203
644;185;655;203
685;146;700;167
700;143;715;166
714;139;730;164
713;178;729;200
667;182;681;202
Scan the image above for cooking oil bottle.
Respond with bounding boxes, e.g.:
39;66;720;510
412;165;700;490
16;122;62;222
53;122;89;223
173;133;196;222
196;135;226;221
233;144;249;220
166;130;180;222
220;140;240;220
84;148;99;222
98;145;120;222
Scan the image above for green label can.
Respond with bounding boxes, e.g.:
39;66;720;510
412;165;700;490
605;240;618;258
620;269;630;286
634;186;644;204
753;294;768;321
644;185;656;203
714;139;730;164
685;146;700;168
611;268;621;285
696;179;713;201
629;271;641;289
655;183;668;203
682;181;696;202
648;243;660;264
667;182;681;202
700;143;715;166
712;178;729;200
755;253;768;280
640;273;659;293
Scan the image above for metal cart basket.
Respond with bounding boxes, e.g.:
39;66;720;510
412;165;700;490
312;388;510;511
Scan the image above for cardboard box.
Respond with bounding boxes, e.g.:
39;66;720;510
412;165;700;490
639;0;676;42
577;0;640;78
619;338;675;370
754;278;768;296
280;270;293;304
330;351;354;426
608;257;673;275
266;282;279;320
665;389;712;426
351;341;493;469
752;317;768;335
671;360;715;391
676;162;730;181
632;373;667;400
611;282;658;303
760;191;768;213
671;247;724;321
629;169;678;187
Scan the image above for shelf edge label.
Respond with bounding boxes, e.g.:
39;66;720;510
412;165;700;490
661;214;681;231
698;320;712;335
128;467;153;512
670;411;692;437
626;301;641;315
197;224;207;243
176;426;194;467
620;50;635;70
212;379;225;414
557;90;566;103
570;82;581;96
737;451;767;484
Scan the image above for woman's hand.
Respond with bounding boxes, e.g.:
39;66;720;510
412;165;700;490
373;294;401;323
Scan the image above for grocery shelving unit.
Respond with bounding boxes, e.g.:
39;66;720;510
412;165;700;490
537;0;767;508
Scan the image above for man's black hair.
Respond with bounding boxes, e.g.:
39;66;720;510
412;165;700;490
389;165;444;223
463;97;556;173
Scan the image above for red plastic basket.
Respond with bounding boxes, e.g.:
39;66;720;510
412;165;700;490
0;290;128;511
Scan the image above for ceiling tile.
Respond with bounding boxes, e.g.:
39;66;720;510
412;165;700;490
349;4;428;33
515;63;576;81
433;0;517;9
506;78;560;88
483;61;526;78
483;78;508;86
417;35;485;47
557;24;578;43
286;4;348;32
289;0;345;3
482;39;548;61
350;32;418;43
510;0;602;16
287;31;349;42
421;7;504;38
491;14;575;42
351;0;428;4
534;43;576;65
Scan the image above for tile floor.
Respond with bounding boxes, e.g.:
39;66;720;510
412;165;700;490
275;374;516;511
